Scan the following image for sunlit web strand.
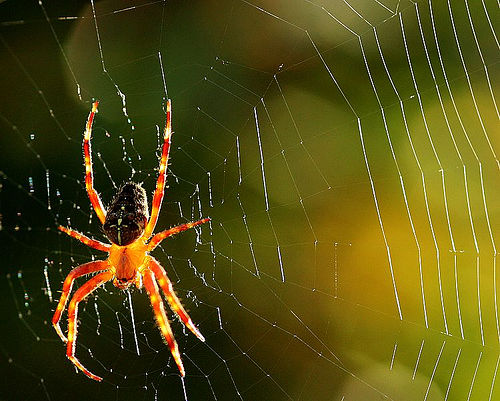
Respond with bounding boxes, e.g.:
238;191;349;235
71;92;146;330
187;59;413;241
415;0;477;256
211;66;263;99
90;0;134;128
0;36;70;141
273;76;332;192
253;105;285;282
445;0;500;170
242;0;359;118
427;0;498;342
357;118;402;321
480;0;499;49
444;348;461;401
415;1;498;345
400;10;460;333
466;350;483;401
37;0;81;100
259;99;315;244
359;31;428;328
427;0;498;261
157;51;169;99
412;339;425;380
0;113;54;212
208;259;392;399
489;354;500;401
400;10;457;251
423;340;445;401
463;0;499;119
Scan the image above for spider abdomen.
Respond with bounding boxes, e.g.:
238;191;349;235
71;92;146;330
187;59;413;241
103;182;149;246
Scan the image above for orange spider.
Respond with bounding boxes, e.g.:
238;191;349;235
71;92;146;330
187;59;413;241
52;99;209;382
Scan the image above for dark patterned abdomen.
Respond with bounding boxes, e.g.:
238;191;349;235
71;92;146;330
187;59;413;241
103;182;149;246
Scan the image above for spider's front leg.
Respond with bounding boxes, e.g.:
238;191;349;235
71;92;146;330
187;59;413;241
52;260;108;342
147;218;210;251
143;99;172;240
83;101;107;224
66;270;113;382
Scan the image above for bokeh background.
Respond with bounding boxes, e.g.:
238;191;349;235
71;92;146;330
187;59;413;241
0;0;498;400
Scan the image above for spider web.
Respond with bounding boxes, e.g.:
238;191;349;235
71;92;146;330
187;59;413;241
0;0;499;400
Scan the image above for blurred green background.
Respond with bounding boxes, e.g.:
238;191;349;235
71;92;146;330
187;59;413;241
0;0;498;400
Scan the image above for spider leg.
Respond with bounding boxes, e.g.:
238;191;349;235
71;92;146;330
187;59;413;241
142;267;186;376
147;218;210;251
58;225;110;252
84;101;107;224
143;99;172;240
66;270;113;382
149;256;205;342
52;260;109;342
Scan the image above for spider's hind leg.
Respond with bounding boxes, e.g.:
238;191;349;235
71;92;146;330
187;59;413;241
142;267;186;376
66;270;113;382
149;256;205;342
52;260;108;342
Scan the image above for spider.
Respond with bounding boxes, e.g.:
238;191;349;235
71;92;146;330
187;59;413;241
52;99;209;382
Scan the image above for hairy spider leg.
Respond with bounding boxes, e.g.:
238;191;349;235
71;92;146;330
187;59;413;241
148;257;205;342
142;268;186;376
84;101;107;224
66;270;114;382
143;99;172;240
52;260;109;342
58;225;111;252
147;218;211;251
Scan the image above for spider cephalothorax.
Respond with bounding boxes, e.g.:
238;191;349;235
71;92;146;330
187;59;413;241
103;182;149;246
53;100;210;381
